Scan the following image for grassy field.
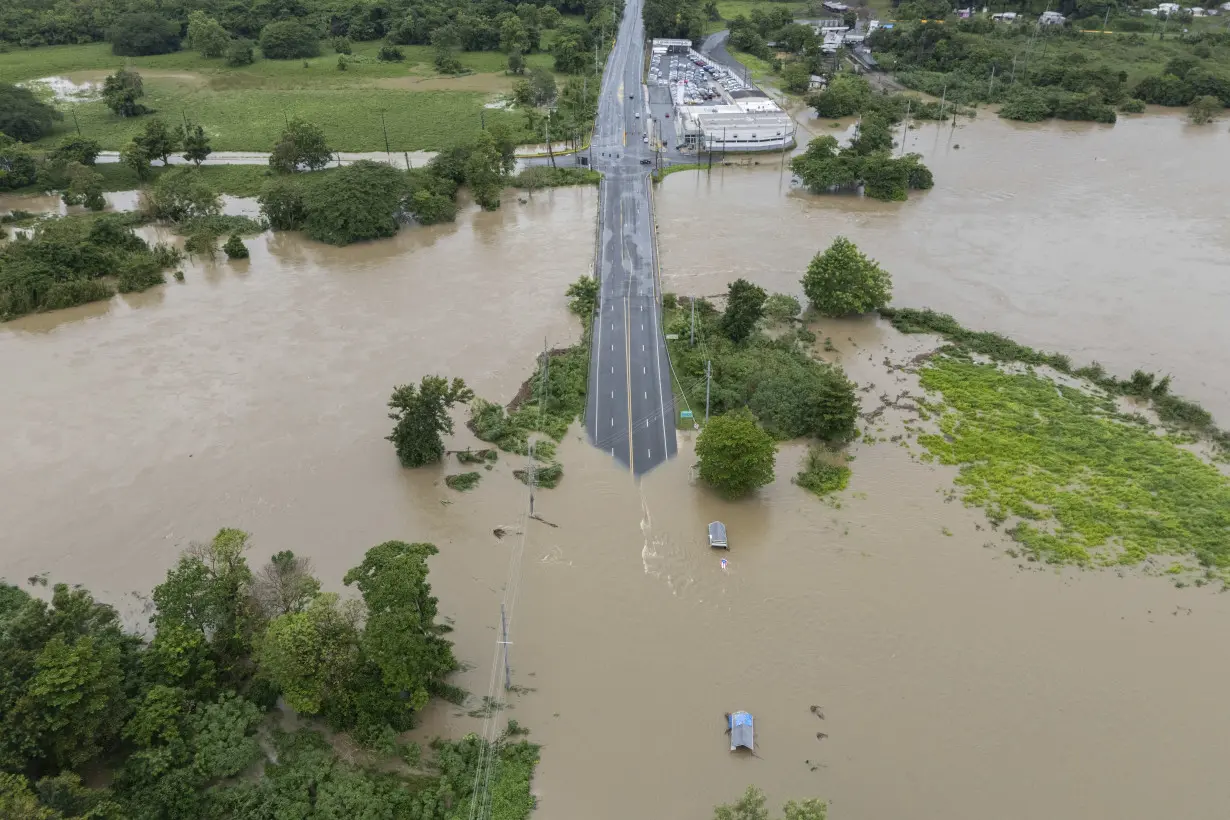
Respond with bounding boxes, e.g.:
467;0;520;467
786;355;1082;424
1;42;561;151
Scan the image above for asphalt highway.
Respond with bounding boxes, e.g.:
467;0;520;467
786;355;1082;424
583;0;678;476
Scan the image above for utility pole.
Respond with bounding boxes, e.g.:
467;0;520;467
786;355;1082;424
704;360;711;424
690;298;696;346
71;105;81;136
380;110;390;158
500;603;511;691
987;65;997;99
1102;6;1110;31
899;98;911;156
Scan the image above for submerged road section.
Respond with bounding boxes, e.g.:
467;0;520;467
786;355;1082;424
584;0;678;476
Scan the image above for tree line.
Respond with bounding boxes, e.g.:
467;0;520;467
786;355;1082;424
870;17;1230;123
0;529;540;819
666;237;893;498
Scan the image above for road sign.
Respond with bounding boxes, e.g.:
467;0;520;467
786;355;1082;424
680;410;693;418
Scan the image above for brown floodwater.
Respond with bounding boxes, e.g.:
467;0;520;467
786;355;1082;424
658;113;1230;419
3;116;1230;820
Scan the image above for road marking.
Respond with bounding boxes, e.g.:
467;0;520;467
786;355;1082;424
625;294;634;474
644;392;647;399
610;390;614;398
642;344;646;351
610;366;614;374
610;417;613;426
648;448;652;459
641;324;644;331
643;366;646;374
610;344;614;351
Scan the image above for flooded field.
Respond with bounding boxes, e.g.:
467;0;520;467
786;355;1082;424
3;115;1230;819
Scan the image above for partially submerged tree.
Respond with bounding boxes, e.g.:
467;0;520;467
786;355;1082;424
222;234;249;260
722;278;767;343
802;236;892;316
1189;95;1222;125
143;169;221;222
301;160;407;244
386;375;475;467
253;551;320;618
696;408;777;497
714;785;827;820
465;130;508;211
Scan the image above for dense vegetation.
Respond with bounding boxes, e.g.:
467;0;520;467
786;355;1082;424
667;287;859;444
388;376;476;467
696;408;778;496
0;213;181;320
869;16;1230;122
791;130;932;203
714;784;827;820
0;529;540;818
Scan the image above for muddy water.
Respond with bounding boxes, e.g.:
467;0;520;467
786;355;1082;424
2;117;1230;820
657;113;1230;419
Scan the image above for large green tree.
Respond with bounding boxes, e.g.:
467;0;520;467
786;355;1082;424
269;117;332;173
696;408;776;497
143;169;221;222
102;68;147;117
0;85;62;142
722;278;767;343
259;20;320;59
150;528;259;692
301;160;406;245
258;593;361;716
133;118;179;166
109;13;180;56
465;130;507;211
185;11;230;58
386;375;474;467
343;541;457;711
178;123;212;166
801;236;892;316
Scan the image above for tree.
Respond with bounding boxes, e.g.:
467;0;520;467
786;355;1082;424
258;177;307;229
151;529;258;690
465;130;506;211
527;66;557;106
269;117;332;173
49;137;100;166
807;73;870;118
507;49;526;74
0;773;54;820
258;593;361;716
143;169;220;222
102;68;147;117
0;85;62;142
301;160;406;245
386;375;474;467
109;13;181;56
715;786;827;820
566;275;598;316
343;541;457;710
550;24;589;73
432;26;463;74
253;551;319;617
722;278;767;342
61;163;105;211
259;20;320;59
1189;95;1221;124
0;135;38;190
763;293;800;322
332;36;353;54
225;38;255;67
500;15;530;54
120;141;152;180
377;45;405;61
802;236;891;316
749;359;858;441
782;61;812;94
848;112;893;155
134;118;178;165
179;123;211;166
186;11;230;58
223;234;249;260
697;410;776;496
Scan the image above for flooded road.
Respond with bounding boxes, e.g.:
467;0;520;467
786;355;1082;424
657;113;1230;418
3;115;1230;820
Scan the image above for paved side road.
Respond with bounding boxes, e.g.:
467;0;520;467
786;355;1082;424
583;0;678;476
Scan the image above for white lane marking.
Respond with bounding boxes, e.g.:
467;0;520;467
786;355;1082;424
642;344;646;351
646;420;650;428
641;324;644;331
611;323;614;330
610;417;614;426
643;366;646;374
610;367;614;374
648;448;652;458
611;448;615;456
611;390;614;398
644;392;647;399
610;344;614;351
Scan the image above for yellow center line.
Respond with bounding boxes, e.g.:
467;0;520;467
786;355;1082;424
625;294;634;474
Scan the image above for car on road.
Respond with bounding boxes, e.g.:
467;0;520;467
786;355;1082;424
643;135;649;143
634;112;640;118
640;158;652;165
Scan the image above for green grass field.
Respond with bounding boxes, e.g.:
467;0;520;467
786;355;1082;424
1;42;561;151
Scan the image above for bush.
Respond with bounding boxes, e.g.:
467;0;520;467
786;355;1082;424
225;38;255;67
186;11;230;58
377;45;405;62
1118;97;1146;113
50;136;100;166
269;118;333;173
260;21;321;60
445;472;481;491
802;236;892;316
102;68;147;117
259;178;308;230
1189;95;1222;124
332;36;353;54
223;234;249;259
763;293;801;322
795;448;851;496
0;136;39;189
109;13;181;56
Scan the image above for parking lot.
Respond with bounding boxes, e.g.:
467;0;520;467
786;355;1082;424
647;48;746;108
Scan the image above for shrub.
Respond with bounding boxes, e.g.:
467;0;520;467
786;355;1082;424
143;169;221;222
763;293;801;323
1189;95;1222;124
269;118;332;173
102;68;147;117
186;11;230;58
795;448;851;496
259;178;308;230
377;45;405;62
260;21;320;60
223;234;249;259
108;13;181;56
1118;98;1146;113
445;473;481;491
0;136;39;189
332;36;353;54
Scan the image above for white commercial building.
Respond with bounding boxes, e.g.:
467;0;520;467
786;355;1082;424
678;99;796;151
